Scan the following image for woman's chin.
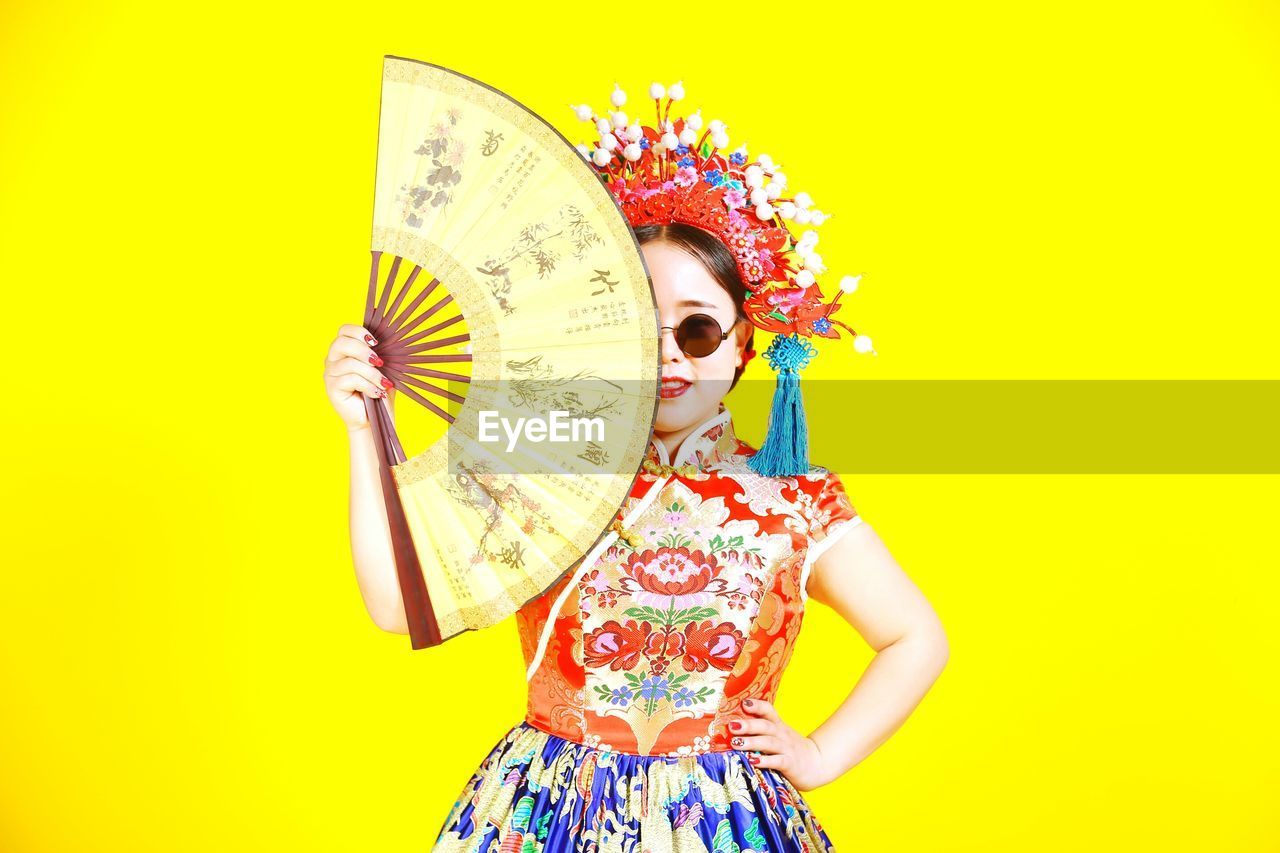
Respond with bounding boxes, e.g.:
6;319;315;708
655;389;718;432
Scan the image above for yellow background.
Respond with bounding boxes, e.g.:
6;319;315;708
2;1;1278;850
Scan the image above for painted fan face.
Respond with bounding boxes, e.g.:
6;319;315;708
645;240;747;437
366;57;660;649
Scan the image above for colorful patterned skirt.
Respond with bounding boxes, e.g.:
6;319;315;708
431;720;836;853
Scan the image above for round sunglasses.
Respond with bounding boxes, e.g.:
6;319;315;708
661;313;734;358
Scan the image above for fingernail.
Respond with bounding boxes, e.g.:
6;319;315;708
365;334;377;345
743;698;754;709
375;388;386;398
370;354;384;366
729;721;743;732
748;755;760;765
731;737;744;748
381;378;394;390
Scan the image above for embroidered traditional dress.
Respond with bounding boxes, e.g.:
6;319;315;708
432;405;863;853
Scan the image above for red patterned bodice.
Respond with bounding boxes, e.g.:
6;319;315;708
514;405;861;757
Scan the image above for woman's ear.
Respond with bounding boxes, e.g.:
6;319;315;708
735;321;755;369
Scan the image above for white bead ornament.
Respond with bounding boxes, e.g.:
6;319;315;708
754;202;775;220
766;183;782;200
623;142;642;161
591;148;612;166
572;104;593;121
708;119;725;134
750;187;769;206
686;110;703;130
650;82;665;99
611;111;628;129
611;84;627;107
661;132;679;149
853;335;875;354
669;81;685;100
599;133;618;151
595;118;611;135
625;123;643;143
839;274;861;293
796;269;816;287
711;132;729;149
678;128;697;146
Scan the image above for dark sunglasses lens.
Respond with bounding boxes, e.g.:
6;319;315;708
676;314;723;358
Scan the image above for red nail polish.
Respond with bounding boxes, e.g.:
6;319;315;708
365;334;377;345
731;737;744;748
729;721;742;732
743;698;754;709
381;378;394;390
748;755;760;765
370;354;384;366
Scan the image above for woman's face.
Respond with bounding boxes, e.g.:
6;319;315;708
642;239;749;436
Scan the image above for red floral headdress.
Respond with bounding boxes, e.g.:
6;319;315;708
570;80;877;476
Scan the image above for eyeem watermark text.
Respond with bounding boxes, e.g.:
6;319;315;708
477;410;606;453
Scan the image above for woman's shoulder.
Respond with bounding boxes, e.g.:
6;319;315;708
792;462;846;490
713;446;852;504
719;439;843;484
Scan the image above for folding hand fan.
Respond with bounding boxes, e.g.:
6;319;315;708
361;56;659;650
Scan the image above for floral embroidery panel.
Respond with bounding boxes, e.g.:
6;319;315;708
516;407;861;758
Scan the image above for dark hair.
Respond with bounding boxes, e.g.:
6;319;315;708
634;222;755;390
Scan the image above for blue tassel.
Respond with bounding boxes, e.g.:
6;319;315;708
748;334;818;477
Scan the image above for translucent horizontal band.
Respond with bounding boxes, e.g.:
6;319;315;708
412;379;1280;475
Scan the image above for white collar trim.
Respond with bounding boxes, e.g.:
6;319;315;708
651;407;734;468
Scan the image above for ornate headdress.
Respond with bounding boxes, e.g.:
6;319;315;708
570;80;876;476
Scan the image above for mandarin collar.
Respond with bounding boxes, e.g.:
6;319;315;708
645;404;738;470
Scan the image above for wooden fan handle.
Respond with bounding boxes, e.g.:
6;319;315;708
363;393;442;649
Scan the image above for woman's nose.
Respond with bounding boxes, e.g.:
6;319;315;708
659;327;684;363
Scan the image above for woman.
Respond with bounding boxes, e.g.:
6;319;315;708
323;82;948;851
323;223;948;852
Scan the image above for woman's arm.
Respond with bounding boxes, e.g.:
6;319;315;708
345;419;410;634
323;323;410;635
731;521;948;790
805;521;949;783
